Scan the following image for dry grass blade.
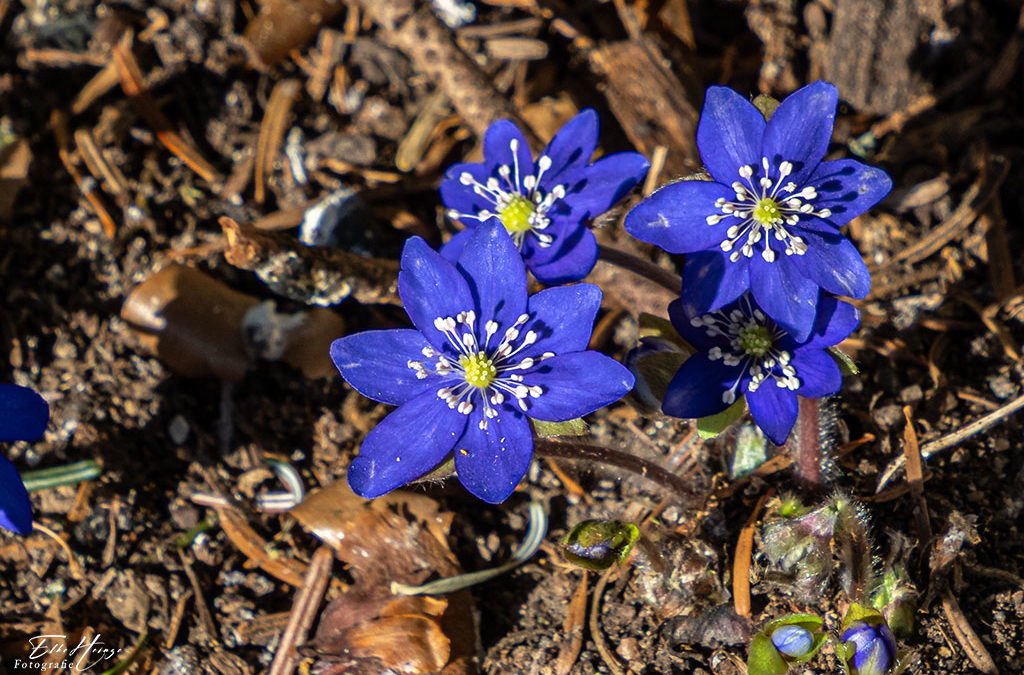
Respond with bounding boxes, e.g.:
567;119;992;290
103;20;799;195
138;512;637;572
112;42;220;185
268;546;334;675
214;505;308;587
555;572;589;675
589;569;626;675
732;489;773;617
901;406;932;543
255;79;302;204
942;589;999;674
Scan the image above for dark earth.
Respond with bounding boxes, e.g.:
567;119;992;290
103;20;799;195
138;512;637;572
2;0;1024;673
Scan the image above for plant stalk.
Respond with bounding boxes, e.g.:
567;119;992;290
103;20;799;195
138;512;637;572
597;244;682;294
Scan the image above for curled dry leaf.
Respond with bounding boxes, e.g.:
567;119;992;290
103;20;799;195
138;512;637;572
121;264;344;381
291;479;477;674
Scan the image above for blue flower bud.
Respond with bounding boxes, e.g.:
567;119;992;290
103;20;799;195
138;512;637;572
770;624;814;658
841;620;897;675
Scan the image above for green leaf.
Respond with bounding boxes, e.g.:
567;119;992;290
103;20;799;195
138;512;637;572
638;313;693;352
531;417;588;438
747;633;789;675
828;346;860;375
696;398;747;439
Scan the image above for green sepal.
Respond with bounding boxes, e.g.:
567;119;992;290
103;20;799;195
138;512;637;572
561;520;640;571
410;455;457;484
753;94;781;121
731;422;768;478
696;398;747;439
747;633;790;675
841;603;884;630
828;346;860;376
531;417;588;438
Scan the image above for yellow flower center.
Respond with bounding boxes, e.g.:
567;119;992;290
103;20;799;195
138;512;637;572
498;195;535;234
738;325;773;357
459;352;497;388
752;197;782;225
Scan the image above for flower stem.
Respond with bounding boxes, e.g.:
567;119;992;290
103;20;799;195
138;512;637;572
534;438;699;504
793;397;822;491
597;244;681;294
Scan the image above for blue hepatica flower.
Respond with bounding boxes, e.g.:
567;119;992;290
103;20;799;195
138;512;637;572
441;109;649;285
663;292;858;445
625;81;891;340
331;222;635;503
1;383;49;534
842;619;897;675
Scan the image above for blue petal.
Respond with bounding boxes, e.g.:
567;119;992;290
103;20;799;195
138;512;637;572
748;256;819;341
624;181;737;254
807;159;893;227
523;283;602;357
791;349;842;398
662;353;741;420
398;237;475;351
529;226;599;284
521;211;574;266
453;411;533;503
762;81;837;184
668;299;721;352
697;86;766;184
484;120;535;186
0;384;49;442
440;161;496;222
802;295;860;349
564;152;650;221
522;352;634;422
439;228;473;264
790;225;871;299
0;455;32;534
330;330;438;406
347;390;467;499
680;250;750;316
746;382;799;446
541;108;598;179
456;223;528;335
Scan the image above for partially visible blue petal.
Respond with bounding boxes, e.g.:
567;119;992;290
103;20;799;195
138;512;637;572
697;86;766;184
802;295;860;349
662;354;742;420
540;108;598;180
453;411;533;503
680;250;750;317
0;384;49;442
529;226;598;284
347;390;466;500
439;228;473;264
746;382;799;446
331;330;438;406
523;284;602;357
790;225;871;299
523;352;634;422
520;212;573;266
483;120;535;184
398;237;475;351
762;81;837;184
0;455;32;534
624;180;737;254
564;152;649;221
807;158;893;228
748;256;819;341
440;161;496;223
456;223;528;335
791;349;842;398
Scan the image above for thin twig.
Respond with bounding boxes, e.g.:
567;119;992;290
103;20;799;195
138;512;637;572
596;244;681;294
921;390;1024;458
268;547;334;675
534;439;699;504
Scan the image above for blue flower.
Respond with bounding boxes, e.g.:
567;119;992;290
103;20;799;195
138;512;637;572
841;619;897;675
770;624;814;658
625;81;891;340
331;222;635;503
441;109;649;285
662;292;858;445
1;383;49;534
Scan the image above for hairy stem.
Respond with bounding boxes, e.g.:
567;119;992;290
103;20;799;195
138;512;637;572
597;244;682;294
534;438;699;504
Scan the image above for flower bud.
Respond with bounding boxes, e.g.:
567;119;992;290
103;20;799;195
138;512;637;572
561;519;640;571
747;614;825;675
841;619;897;675
770;625;813;657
